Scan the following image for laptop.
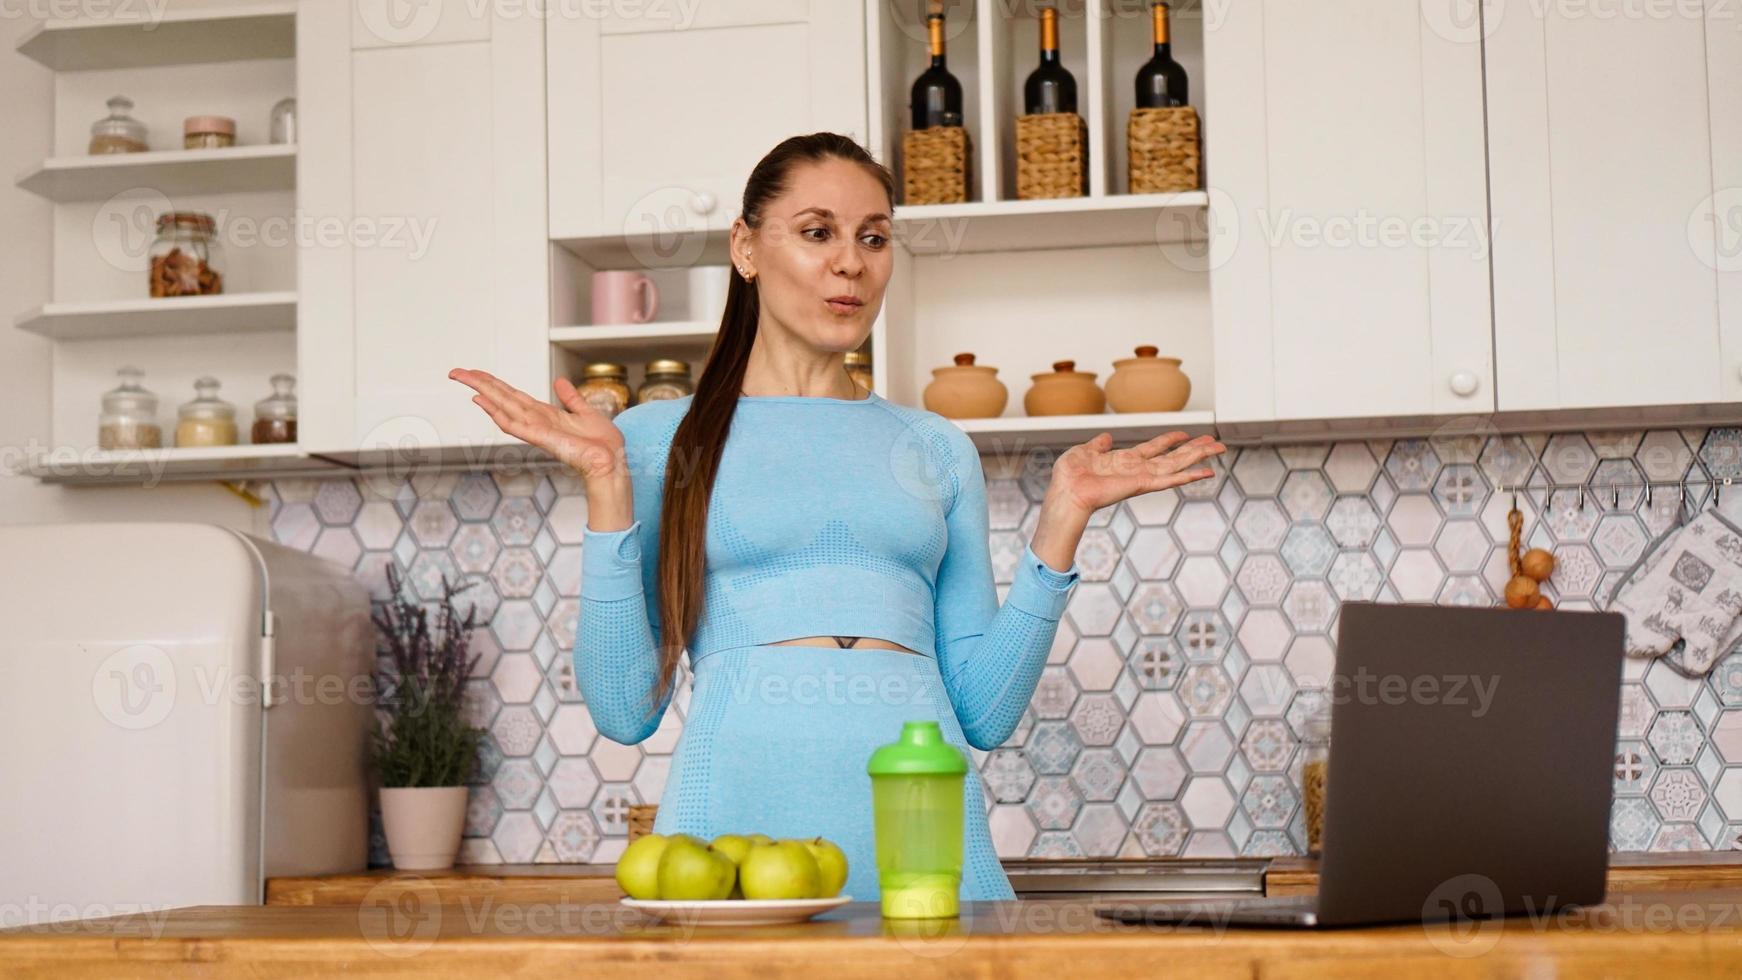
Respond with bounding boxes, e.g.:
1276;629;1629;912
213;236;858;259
1097;600;1625;929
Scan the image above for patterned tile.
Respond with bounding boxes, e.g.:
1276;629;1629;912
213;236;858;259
271;426;1742;866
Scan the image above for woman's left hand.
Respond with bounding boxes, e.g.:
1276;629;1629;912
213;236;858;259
1047;431;1227;516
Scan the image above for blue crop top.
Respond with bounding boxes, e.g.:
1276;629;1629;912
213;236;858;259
575;388;1083;751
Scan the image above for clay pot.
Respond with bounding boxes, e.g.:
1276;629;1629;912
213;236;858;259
1024;360;1105;416
1105;345;1191;412
380;786;469;870
923;352;1008;419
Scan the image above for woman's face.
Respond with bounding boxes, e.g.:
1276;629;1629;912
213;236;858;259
737;157;893;353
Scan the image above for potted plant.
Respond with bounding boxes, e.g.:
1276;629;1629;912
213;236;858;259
370;563;485;870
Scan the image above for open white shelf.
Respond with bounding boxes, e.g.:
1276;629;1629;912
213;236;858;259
550;320;718;353
18;144;296;202
17;292;297;341
950;408;1216;451
26;444;347;485
17;2;297;71
894;189;1208;254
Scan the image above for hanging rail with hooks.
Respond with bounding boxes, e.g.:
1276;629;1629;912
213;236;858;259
1495;477;1735;514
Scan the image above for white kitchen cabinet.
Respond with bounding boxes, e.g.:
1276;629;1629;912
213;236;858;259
546;0;867;245
350;0;490;49
1205;0;1493;425
299;1;548;455
1487;0;1741;410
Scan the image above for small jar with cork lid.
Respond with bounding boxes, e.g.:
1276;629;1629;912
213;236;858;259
183;115;236;149
175;377;238;447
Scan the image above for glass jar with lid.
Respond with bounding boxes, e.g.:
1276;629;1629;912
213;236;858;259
149;212;224;297
845;350;874;392
89;95;148;154
269;97;297;144
183;115;236;149
176;377;238;447
576;362;631;418
1299;689;1332;856
251;373;298;444
634;358;694;404
97;367;163;449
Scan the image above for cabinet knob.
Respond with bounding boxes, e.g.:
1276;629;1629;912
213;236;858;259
691;191;716;215
1449;371;1480;397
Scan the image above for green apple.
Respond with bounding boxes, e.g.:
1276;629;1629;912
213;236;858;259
748;833;775;846
802;837;849;897
657;837;736;901
614;833;670;899
738;840;822;900
710;834;755;866
710;834;755;899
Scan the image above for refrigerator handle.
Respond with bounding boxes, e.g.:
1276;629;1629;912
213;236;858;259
260;610;277;711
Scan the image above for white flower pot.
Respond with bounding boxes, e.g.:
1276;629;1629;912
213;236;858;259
379;786;470;870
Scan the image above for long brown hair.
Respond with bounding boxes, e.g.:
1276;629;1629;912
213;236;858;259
644;132;895;714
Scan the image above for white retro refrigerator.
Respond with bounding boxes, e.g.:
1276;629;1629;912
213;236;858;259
0;523;375;923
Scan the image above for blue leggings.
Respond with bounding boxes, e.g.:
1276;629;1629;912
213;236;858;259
649;644;1015;902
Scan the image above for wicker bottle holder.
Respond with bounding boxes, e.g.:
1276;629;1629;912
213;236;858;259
902;126;973;205
627;803;657;842
1015;112;1088;200
1128;106;1201;193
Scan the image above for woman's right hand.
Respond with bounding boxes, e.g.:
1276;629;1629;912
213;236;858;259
449;368;626;481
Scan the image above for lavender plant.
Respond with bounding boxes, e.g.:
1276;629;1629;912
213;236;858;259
370;563;486;788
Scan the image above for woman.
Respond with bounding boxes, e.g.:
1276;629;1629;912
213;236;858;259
451;132;1225;902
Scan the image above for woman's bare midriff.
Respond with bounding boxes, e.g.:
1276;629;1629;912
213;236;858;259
769;635;919;655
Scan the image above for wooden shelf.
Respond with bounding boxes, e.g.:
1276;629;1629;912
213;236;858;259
949;408;1217;451
549;320;718;362
893;191;1209;255
16;292;297;341
17;3;296;71
26;444;347;485
17;145;296;202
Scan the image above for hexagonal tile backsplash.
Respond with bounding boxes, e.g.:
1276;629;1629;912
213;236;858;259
268;428;1742;866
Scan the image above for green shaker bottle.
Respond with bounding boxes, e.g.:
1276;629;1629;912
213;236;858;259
866;720;967;919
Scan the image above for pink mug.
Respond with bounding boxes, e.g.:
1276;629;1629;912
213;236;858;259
592;270;659;325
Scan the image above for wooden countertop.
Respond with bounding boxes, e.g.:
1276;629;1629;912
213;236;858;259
7;889;1742;978
1265;851;1742;897
265;863;623;906
266;853;1742;908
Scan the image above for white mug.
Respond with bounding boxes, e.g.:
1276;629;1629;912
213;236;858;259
687;265;732;323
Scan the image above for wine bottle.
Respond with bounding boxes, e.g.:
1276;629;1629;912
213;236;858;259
1023;5;1076;115
910;1;964;129
1135;0;1189;108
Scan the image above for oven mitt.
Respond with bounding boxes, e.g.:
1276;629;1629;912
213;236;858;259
1607;509;1742;676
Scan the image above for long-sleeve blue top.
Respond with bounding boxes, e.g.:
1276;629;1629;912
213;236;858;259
575;389;1082;751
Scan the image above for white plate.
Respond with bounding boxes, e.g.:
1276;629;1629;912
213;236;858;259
620;895;852;925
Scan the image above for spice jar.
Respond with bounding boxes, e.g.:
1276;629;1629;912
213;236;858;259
634;359;694;404
183;115;236;149
89;95;148;154
845;350;874;392
97;367;163;450
175;377;238;447
576;363;630;419
269;97;297;145
149;212;224;297
1300;691;1332;856
251;373;298;444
